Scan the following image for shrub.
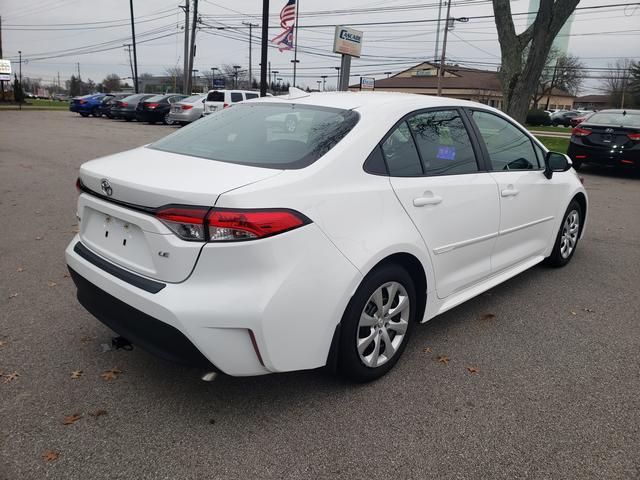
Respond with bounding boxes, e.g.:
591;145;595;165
526;108;551;126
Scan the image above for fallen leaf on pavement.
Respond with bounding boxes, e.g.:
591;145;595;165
0;340;7;348
8;293;18;299
437;356;449;365
89;409;107;417
63;273;70;278
570;311;577;315
47;282;57;288
479;313;496;321
79;335;96;343
108;367;122;374
42;451;60;462
422;347;433;353
70;370;83;379
583;308;595;313
35;236;43;241
100;368;122;381
16;267;25;273
3;372;19;383
62;413;82;425
467;366;479;374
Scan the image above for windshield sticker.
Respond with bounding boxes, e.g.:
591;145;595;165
437;146;456;161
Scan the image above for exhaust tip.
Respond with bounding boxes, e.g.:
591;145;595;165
201;372;218;382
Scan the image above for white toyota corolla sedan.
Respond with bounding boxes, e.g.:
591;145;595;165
66;90;587;382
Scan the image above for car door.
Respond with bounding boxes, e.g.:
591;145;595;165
387;108;500;299
467;109;562;273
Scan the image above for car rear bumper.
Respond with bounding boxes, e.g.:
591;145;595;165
65;224;361;376
136;110;166;122
168;110;201;123
568;144;640;168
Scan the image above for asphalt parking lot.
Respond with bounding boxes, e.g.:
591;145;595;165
1;110;639;480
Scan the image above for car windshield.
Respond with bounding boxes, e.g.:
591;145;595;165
149;103;360;169
586;112;640;127
182;94;204;103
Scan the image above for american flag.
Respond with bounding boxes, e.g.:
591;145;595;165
271;0;296;52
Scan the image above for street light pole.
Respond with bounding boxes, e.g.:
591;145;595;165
320;75;327;91
242;22;258;88
129;0;139;93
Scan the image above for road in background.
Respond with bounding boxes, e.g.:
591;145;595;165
1;111;639;480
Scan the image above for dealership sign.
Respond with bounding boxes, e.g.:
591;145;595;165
333;26;363;58
360;77;375;90
0;59;11;81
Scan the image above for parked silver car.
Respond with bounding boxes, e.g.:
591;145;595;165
168;94;206;124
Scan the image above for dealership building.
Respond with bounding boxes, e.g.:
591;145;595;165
351;62;576;111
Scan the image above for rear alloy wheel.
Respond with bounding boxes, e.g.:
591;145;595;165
338;264;416;382
164;114;174;125
545;200;582;267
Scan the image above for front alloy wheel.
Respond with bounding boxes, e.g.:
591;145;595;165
545;199;582;267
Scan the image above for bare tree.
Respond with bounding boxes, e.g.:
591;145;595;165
101;74;121;93
492;0;579;122
533;52;585;107
600;59;636;109
164;67;184;92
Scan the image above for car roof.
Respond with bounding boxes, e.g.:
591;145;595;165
248;90;491;113
595;109;640;114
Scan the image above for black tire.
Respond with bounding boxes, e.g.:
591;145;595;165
124;117;132;122
91;107;100;117
148;120;156;125
545;199;582;267
338;263;416;382
79;112;89;117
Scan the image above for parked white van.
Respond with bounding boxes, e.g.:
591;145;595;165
202;89;260;115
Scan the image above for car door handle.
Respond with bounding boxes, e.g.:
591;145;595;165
501;188;519;197
413;195;443;207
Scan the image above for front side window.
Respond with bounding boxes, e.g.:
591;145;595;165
380;122;422;176
407;110;478;175
150;103;359;169
472;110;539;170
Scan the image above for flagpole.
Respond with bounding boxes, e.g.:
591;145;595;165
292;0;300;87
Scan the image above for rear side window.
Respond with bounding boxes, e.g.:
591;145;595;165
381;122;422;176
230;92;243;103
245;93;259;99
146;95;166;103
472;110;540;170
407;110;478;175
207;91;224;102
150;103;360;169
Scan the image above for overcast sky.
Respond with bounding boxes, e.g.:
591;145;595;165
2;0;639;94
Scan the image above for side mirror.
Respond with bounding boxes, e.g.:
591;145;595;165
544;151;572;179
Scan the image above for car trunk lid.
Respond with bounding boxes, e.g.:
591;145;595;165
579;124;639;148
77;147;282;282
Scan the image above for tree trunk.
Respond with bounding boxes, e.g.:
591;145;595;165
492;0;579;123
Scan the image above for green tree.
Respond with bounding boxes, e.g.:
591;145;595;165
102;73;121;92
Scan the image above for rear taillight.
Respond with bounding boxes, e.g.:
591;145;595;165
121;102;128;107
147;102;159;109
79;99;87;105
572;127;591;137
223;103;230;109
207;208;309;241
156;206;210;241
181;105;193;110
627;133;640;141
155;206;310;242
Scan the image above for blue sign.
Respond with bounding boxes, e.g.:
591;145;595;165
213;78;225;88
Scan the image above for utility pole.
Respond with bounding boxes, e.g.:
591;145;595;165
436;0;452;97
180;1;190;93
292;0;300;87
434;0;443;63
57;71;61;92
77;62;80;80
233;65;241;88
260;0;269;96
268;61;271;92
242;22;258;88
18;50;22;109
621;67;629;109
187;0;198;94
129;0;139;93
124;44;135;86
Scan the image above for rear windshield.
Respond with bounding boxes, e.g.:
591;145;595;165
182;94;204;103
146;95;166;103
207;91;224;102
586;112;640;127
149;103;360;169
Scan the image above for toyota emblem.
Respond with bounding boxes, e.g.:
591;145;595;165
100;178;113;197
